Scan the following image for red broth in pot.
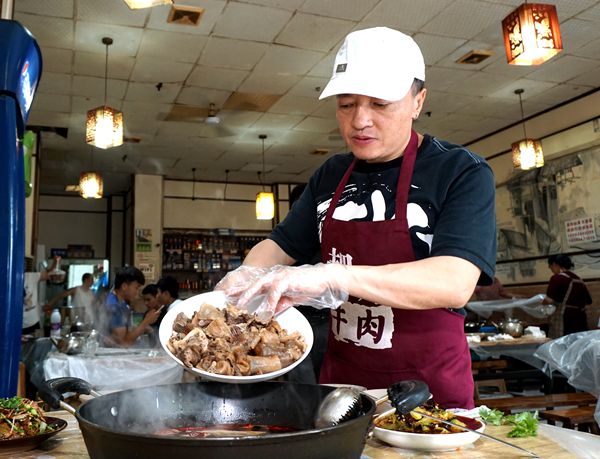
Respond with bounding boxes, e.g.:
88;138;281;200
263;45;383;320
154;423;298;438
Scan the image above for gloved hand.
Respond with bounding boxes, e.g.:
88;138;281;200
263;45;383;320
230;263;349;321
215;265;271;297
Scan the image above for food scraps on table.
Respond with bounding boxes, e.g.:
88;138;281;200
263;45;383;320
167;303;306;376
374;401;480;434
0;397;55;440
479;407;539;437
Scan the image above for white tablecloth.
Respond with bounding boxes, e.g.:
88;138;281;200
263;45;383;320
44;348;183;391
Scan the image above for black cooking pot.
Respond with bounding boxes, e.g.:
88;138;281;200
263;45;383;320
38;378;375;459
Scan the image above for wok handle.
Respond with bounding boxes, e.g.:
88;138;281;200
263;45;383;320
38;377;97;414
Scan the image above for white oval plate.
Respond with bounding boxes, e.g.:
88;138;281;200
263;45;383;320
159;291;314;383
372;407;485;451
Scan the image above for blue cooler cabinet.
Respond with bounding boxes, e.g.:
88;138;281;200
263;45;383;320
0;19;42;397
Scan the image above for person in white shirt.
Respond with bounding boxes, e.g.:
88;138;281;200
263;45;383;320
44;273;96;325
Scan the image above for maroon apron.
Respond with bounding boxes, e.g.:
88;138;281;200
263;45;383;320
318;130;474;408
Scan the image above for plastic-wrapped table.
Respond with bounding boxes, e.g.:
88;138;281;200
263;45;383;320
534;330;600;428
43;347;183;391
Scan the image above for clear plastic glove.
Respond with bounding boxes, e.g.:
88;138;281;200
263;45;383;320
229;263;349;321
214;265;271;297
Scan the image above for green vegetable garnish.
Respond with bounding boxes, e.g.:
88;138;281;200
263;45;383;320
478;407;539;437
505;411;539;438
478;407;505;425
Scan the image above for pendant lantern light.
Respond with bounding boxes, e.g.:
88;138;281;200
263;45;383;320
256;134;275;220
512;89;544;170
123;0;172;9
502;2;562;66
79;147;103;199
86;37;124;149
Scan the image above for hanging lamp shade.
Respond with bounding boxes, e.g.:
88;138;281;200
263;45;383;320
123;0;172;9
512;88;544;171
79;172;103;199
511;138;544;170
255;134;275;220
502;3;562;66
256;191;275;220
85;37;123;149
86;106;123;149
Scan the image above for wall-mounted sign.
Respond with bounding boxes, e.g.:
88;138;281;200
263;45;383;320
565;217;597;246
135;228;152;252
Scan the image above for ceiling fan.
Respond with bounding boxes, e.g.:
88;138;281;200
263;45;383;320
199;103;235;138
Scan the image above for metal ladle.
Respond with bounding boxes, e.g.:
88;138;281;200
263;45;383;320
315;380;539;458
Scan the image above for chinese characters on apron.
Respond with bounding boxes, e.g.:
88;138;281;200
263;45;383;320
319;130;474;408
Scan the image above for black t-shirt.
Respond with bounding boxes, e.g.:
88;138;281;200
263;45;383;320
270;134;496;285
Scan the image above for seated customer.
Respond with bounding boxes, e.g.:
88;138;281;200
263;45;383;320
142;283;168;347
157;276;182;312
100;266;162;347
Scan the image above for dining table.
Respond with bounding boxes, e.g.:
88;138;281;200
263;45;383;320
468;335;551;370
42;347;184;391
7;409;600;459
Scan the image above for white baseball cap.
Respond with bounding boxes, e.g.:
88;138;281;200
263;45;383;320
319;27;425;102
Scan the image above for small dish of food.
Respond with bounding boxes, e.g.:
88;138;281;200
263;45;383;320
372;401;485;451
0;396;67;454
159;291;314;383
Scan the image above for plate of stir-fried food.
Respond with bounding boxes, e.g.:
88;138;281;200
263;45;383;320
0;396;67;453
159;291;314;383
372;399;485;451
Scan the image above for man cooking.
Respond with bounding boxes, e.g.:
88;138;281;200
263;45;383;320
217;27;496;409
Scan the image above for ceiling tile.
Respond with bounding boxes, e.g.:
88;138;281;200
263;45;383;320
146;0;227;35
293;116;338;133
424;66;474;92
241;0;304;10
213;2;293;42
254;45;324;75
276;13;354;52
251;113;304;130
138;30;207;63
559;18;600;53
307;52;336;78
40;47;73;74
71;75;128;99
268;94;321;116
187;66;249;91
421;0;513;40
14;13;74;49
73;51;135;79
74;22;143;57
525;55;600;84
130;59;193;83
487;78;556;101
527;83;596;108
238;73;300;95
569;63;600;87
444;70;518;97
175;87;232;108
198;37;268;70
300;0;379;21
571;36;600;60
288;76;329;98
15;0;74;18
125;82;181;103
37;72;72;95
31;93;71;113
414;33;467;66
362;0;453;32
77;0;148;27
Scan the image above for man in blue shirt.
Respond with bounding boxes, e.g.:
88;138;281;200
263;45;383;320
101;266;161;347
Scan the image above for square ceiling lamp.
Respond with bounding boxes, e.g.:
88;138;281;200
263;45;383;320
123;0;172;9
512;89;544;170
256;134;275;220
86;37;123;149
79;172;103;199
502;2;562;65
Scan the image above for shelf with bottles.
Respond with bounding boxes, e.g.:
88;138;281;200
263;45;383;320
161;229;268;296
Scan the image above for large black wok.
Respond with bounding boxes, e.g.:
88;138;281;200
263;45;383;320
39;378;375;459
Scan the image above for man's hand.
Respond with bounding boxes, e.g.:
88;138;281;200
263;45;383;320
142;307;163;327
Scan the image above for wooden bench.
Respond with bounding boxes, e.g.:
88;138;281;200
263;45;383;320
475;392;597;414
540;405;599;433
